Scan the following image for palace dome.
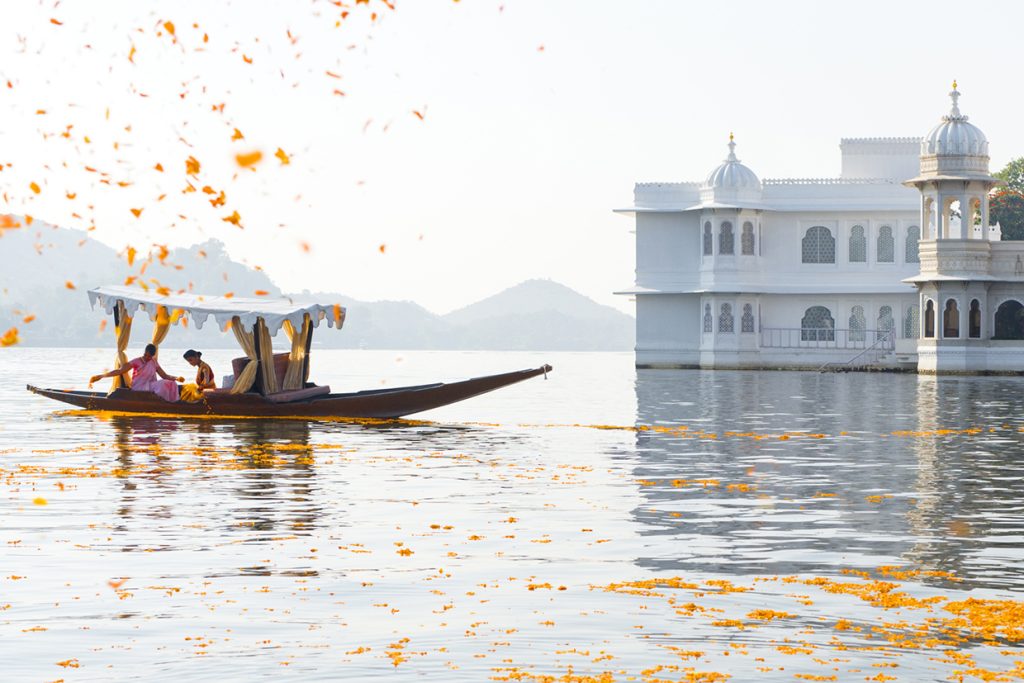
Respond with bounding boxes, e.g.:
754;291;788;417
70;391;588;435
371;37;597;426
917;83;990;177
703;135;761;191
700;135;762;205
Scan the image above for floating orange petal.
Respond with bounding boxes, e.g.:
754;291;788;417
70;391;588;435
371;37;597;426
231;128;244;141
221;210;242;227
130;208;143;218
235;150;263;168
0;327;20;347
65;281;76;290
29;181;41;194
22;314;35;323
274;148;290;165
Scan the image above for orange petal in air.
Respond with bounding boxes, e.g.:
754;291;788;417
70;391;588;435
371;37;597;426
235;150;263;168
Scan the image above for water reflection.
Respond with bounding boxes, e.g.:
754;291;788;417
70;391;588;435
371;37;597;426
106;417;325;572
632;370;1024;588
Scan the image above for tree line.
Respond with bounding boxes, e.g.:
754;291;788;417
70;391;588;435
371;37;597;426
993;158;1024;240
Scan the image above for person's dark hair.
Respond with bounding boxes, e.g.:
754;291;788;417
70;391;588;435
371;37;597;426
183;349;202;360
145;343;158;356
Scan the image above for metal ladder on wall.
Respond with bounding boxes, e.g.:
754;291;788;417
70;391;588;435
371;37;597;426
818;331;895;373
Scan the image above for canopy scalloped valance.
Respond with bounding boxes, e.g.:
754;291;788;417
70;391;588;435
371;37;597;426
87;285;346;336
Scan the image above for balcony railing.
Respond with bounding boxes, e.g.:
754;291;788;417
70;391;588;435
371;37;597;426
759;327;896;350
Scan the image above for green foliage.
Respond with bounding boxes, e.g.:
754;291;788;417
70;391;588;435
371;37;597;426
992;158;1024;240
994;157;1024;192
990;190;1024;240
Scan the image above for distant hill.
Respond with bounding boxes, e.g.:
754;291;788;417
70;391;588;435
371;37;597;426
442;280;635;350
0;217;634;350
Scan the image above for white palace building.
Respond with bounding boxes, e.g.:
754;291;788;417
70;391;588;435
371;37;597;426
616;84;1024;373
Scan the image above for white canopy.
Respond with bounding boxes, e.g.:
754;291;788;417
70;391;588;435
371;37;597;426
88;285;346;336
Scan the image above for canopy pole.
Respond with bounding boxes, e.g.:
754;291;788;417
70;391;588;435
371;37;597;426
302;317;314;385
110;300;133;392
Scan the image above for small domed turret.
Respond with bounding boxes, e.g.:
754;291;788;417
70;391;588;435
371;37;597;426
701;134;762;204
919;82;990;177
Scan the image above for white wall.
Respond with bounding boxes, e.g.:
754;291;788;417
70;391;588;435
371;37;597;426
635;293;699;367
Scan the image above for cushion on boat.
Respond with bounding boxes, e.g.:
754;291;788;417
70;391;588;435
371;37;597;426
264;385;331;404
231;353;291;388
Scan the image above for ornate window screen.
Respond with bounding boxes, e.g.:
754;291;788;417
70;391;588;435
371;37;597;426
741;222;755;255
741;304;755;333
878;306;894;336
905;226;920;263
801;226;835;264
849;305;866;342
718;303;734;333
849;225;866;262
719;222;734;255
801;306;835;341
877;225;895;263
703;222;713;256
903;305;920;339
703;304;713;333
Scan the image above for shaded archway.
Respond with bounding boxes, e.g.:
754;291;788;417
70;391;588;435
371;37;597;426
969;300;981;339
943;299;960;338
994;300;1024;340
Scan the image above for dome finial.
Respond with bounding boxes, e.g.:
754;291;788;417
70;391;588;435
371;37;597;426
727;132;737;160
948;81;962;119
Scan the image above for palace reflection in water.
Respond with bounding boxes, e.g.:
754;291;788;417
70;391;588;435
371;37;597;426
631;369;1024;589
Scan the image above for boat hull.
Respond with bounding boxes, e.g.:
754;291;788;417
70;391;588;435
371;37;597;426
27;365;552;419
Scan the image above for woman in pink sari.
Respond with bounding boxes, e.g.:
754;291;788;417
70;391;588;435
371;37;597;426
89;343;184;402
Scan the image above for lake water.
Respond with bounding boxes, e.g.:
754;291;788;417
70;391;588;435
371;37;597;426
2;348;1023;681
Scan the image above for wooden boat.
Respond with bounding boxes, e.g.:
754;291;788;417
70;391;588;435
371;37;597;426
28;286;552;419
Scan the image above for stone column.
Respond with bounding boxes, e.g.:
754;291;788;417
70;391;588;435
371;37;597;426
936;193;946;239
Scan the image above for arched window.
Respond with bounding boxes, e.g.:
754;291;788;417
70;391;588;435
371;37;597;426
741;221;755;255
741;303;755;333
718;303;734;333
849;225;866;263
877;225;895;263
877;306;894;338
994;300;1024;339
703;222;713;256
905;226;920;264
943;299;960;338
903;305;920;339
969;299;981;338
849;305;866;342
801;306;834;341
801;226;835;264
719;222;734;255
703;303;713;333
924;300;935;338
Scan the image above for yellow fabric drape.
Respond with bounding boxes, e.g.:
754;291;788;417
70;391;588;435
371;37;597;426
281;314;310;391
110;301;133;391
179;384;203;402
230;316;259;394
151;305;171;354
256;318;279;395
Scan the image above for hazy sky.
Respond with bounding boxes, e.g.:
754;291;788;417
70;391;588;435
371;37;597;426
2;0;1022;314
